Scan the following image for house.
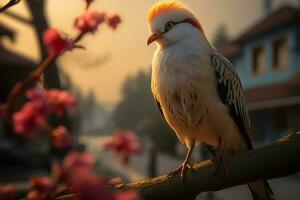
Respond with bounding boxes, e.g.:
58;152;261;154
0;22;35;102
219;5;300;143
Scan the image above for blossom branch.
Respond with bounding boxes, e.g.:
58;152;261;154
0;0;21;13
114;132;300;200
1;10;32;25
5;9;121;117
5;31;84;117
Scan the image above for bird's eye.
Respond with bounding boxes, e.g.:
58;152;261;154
164;21;175;32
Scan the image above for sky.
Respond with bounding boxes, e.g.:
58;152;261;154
1;0;299;105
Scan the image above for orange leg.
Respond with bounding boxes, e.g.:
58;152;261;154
167;144;195;180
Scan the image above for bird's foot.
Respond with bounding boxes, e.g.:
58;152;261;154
167;161;195;180
213;150;229;177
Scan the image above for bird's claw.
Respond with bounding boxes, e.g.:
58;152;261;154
167;162;195;180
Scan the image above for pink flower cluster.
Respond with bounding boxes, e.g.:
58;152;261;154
13;89;49;136
74;11;121;33
51;126;73;149
74;11;106;33
43;28;74;55
12;88;76;136
1;146;141;199
106;14;122;30
48;89;76;117
0;184;16;200
103;130;142;165
43;0;121;55
13;101;48;136
52;151;140;200
27;177;53;200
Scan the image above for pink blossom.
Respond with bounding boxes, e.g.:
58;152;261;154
115;191;140;200
69;173;115;200
12;88;51;135
68;173;140;200
27;176;53;200
62;152;116;200
63;151;95;172
12;102;48;136
26;88;48;102
53;151;141;200
103;130;142;165
11;88;76;135
0;184;16;200
47;89;76;117
51;161;63;182
30;176;53;193
106;14;121;30
43;28;74;55
27;190;45;200
51;126;73;149
26;88;50;116
75;11;106;33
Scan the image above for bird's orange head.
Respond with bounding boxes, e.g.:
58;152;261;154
147;1;204;46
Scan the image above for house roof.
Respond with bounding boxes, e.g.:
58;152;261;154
246;73;300;110
235;6;300;43
0;46;36;102
0;46;35;67
218;42;240;59
219;6;300;58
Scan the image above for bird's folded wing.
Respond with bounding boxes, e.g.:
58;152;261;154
210;53;253;149
154;97;164;117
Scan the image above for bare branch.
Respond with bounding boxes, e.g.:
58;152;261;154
0;0;21;13
115;132;300;200
1;10;32;25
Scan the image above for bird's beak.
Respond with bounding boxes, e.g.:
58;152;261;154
147;32;163;46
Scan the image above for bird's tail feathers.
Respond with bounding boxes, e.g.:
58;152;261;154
248;180;274;200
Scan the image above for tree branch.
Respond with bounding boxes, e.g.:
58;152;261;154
0;0;21;13
115;132;300;200
1;10;32;25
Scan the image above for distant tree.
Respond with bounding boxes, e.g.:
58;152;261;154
212;24;229;50
25;1;61;88
113;70;177;155
2;1;63;89
113;70;179;177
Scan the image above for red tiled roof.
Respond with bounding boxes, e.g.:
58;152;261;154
246;81;299;103
235;6;300;43
245;73;300;104
218;42;240;58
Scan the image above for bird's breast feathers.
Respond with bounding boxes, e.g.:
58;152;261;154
151;44;245;150
151;41;213;95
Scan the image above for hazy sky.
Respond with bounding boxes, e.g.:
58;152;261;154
1;0;299;105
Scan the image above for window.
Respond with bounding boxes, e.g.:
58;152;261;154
272;37;289;71
252;45;265;75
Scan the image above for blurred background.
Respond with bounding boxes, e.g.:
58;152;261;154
0;0;300;199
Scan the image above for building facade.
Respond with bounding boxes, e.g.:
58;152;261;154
219;6;300;143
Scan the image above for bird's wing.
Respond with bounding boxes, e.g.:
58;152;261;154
210;53;253;149
154;97;164;116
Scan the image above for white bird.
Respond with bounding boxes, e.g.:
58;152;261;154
147;1;274;200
